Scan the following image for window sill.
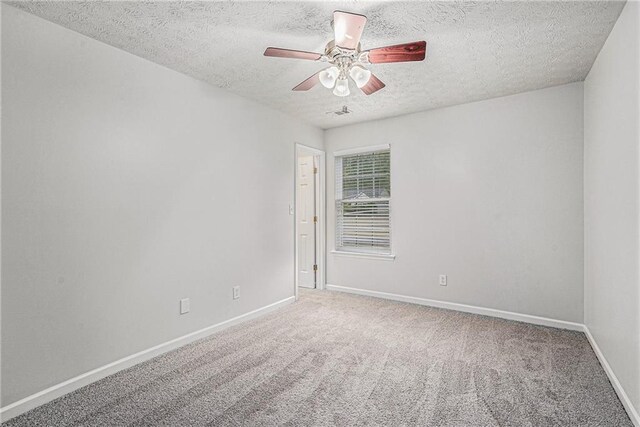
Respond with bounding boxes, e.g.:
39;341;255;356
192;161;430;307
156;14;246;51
330;250;396;261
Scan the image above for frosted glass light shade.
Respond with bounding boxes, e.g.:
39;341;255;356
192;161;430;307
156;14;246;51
319;67;339;89
349;66;372;88
333;78;350;97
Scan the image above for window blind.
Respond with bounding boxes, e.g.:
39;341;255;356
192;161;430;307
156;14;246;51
335;149;391;253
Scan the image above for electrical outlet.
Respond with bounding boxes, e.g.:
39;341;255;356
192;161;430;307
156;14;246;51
180;298;190;314
439;275;447;286
232;286;240;300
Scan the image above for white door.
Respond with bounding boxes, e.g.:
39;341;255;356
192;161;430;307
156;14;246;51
297;155;316;288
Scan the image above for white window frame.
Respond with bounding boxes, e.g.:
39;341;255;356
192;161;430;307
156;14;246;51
333;144;395;260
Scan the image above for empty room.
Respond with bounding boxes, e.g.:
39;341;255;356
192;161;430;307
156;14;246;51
1;1;639;425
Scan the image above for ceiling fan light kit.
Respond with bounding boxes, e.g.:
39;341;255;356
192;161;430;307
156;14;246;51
264;11;426;97
333;78;351;97
319;66;339;88
349;66;372;88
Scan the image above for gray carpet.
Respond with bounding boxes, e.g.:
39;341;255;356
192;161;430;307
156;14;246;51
3;289;632;426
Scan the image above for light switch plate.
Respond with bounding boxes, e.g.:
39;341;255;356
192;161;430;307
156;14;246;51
180;298;190;314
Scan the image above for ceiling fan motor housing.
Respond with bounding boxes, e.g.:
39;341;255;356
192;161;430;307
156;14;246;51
323;40;369;73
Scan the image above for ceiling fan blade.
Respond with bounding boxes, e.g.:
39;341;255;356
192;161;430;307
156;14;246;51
366;41;427;64
292;72;321;91
264;47;321;61
333;11;367;50
360;74;385;95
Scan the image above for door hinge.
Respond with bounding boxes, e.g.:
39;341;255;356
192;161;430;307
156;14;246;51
313;167;318;174
313;264;318;272
313;215;318;223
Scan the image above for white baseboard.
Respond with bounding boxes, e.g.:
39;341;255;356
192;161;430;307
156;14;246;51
3;289;638;427
583;326;640;427
326;284;583;331
0;296;295;423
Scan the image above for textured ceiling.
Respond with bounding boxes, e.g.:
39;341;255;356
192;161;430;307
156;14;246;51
9;1;625;129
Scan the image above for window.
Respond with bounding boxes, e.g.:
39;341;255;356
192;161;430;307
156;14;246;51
335;146;391;255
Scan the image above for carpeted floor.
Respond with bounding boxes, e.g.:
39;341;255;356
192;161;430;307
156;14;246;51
3;289;631;426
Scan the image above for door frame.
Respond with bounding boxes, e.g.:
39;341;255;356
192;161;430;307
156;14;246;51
294;143;326;300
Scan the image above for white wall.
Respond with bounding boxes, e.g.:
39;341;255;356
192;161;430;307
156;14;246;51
0;1;3;407
1;5;323;406
325;83;584;323
584;0;640;419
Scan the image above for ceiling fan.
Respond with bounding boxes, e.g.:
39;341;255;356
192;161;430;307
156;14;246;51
264;11;426;97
